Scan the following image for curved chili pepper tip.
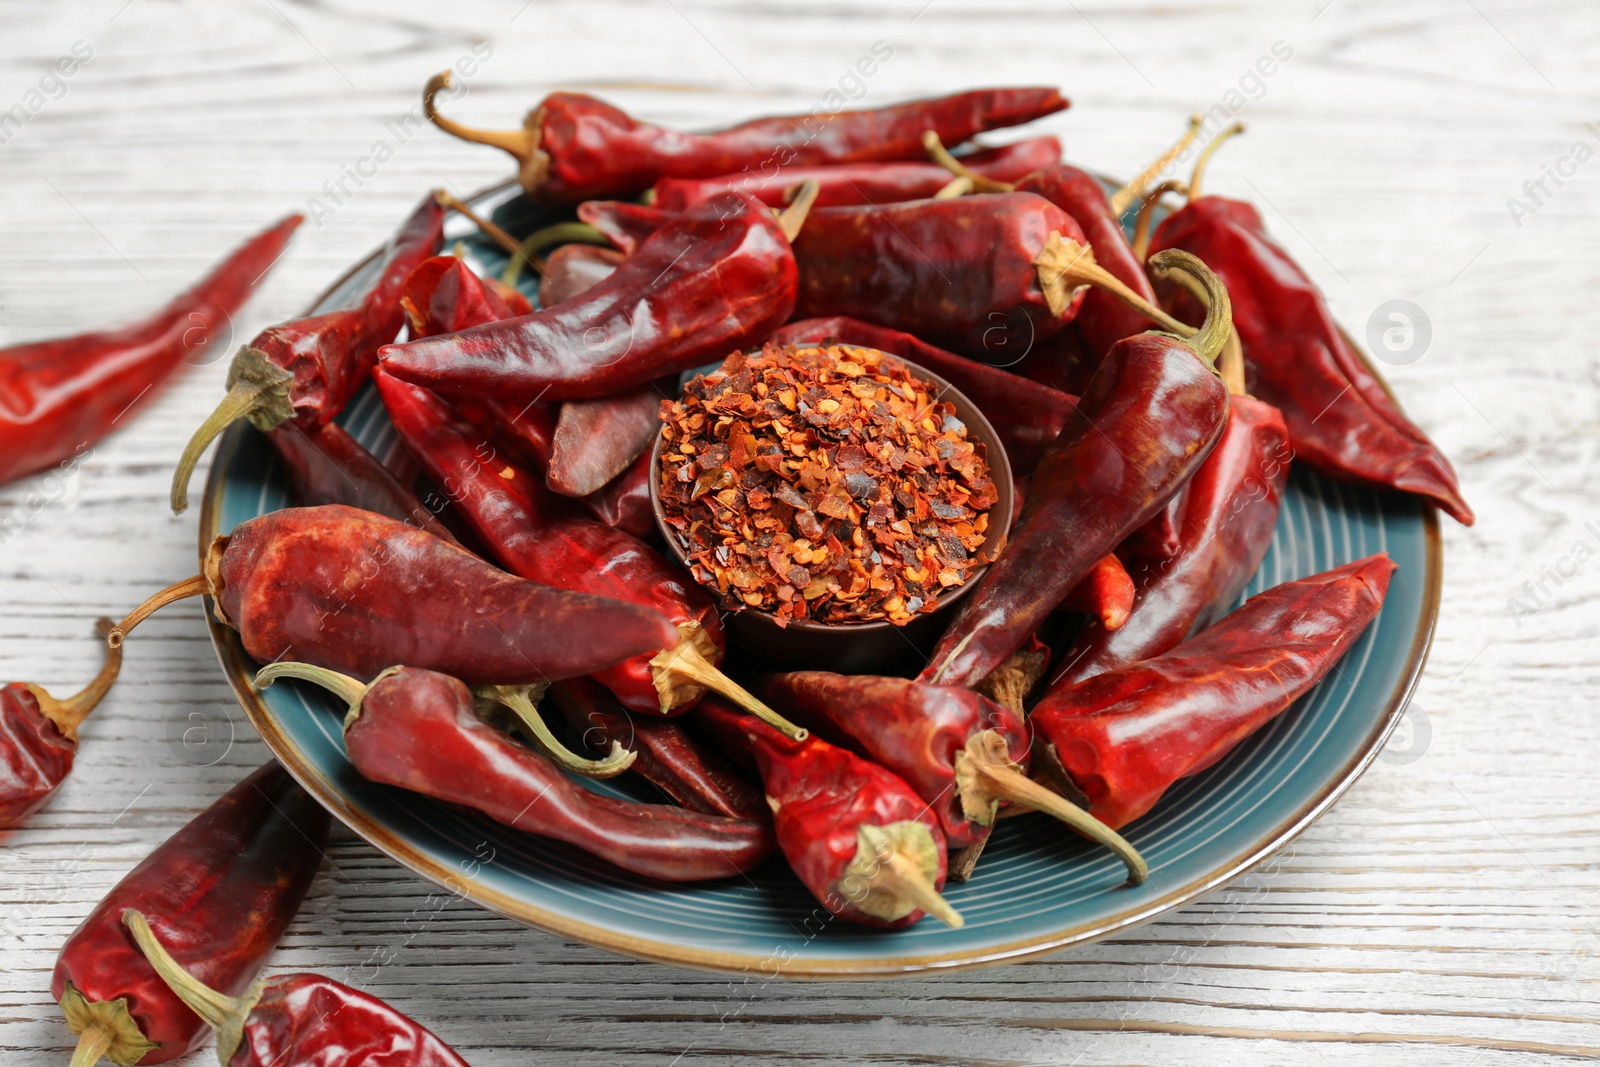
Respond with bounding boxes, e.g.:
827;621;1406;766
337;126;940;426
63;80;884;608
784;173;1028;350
475;683;637;778
121;910;254;1065
1187;122;1246;202
1034;233;1197;336
170;347;296;513
1148;249;1233;367
955;730;1148;886
922;130;1014;194
1108;114;1204;218
106;574;208;648
424;70;547;188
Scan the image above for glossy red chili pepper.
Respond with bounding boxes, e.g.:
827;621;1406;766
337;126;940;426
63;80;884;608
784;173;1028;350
539;243;626;307
547;378;671;498
454;395;557;472
650;136;1062;211
379;191;798;402
400;253;530;338
425;71;1068;202
921;251;1232;690
576;200;674;256
0;215;301;487
696;695;961;929
0;620;119;828
582;450;656;541
172;193;445;512
1149;146;1471;524
268;420;456;544
1056;552;1136;633
1053;394;1291;689
124;910;470;1067
52;762;329;1066
111;504;677;686
769;316;1077;475
259;663;774;881
548;676;766;820
1032;554;1395;828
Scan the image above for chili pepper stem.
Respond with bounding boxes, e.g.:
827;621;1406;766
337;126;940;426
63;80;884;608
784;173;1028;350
1148;249;1233;367
107;576;208;649
1034;233;1198;337
1108;114;1204;218
434;190;525;259
649;633;807;741
476;684;637;778
122;909;258;1066
172;350;296;513
776;179;820;242
975;646;1049;717
423;70;548;186
841;822;963;928
501;221;610;286
1187;122;1246;202
27;618;121;743
1130;179;1190;263
921;131;1015;194
1219;327;1247;396
956;730;1148;886
254;661;373;724
932;175;974;200
59;982;157;1067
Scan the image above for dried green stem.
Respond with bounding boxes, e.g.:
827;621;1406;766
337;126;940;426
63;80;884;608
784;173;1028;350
776;179;820;242
921;130;1014;193
650;641;807;741
1034;233;1197;336
107;576;207;649
1109;114;1203;217
1188;122;1246;201
122;910;257;1065
1130;178;1189;263
477;684;635;778
1149;249;1233;367
28;618;121;743
501;221;611;285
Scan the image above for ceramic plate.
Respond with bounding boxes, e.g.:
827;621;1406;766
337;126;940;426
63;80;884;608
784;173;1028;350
200;182;1440;977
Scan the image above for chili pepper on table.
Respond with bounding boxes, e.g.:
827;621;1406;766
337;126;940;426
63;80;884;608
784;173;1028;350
1148;128;1473;524
374;369;804;737
1031;554;1395;828
268;420;457;544
0;619;119;829
648;135;1062;211
0;214;301;487
920;250;1232;690
52;762;329;1067
257;663;775;881
696;695;962;929
540;242;627;307
110;504;678;686
171;192;446;513
424;70;1068;203
548;676;766;820
765;672;1147;883
378;191;802;402
123;910;470;1067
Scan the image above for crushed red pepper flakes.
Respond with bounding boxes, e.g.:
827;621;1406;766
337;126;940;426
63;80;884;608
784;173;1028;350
657;342;996;626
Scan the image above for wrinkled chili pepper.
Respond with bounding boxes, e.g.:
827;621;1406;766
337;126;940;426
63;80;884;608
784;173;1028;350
0;215;301;487
696;695;962;929
540;242;626;307
1053;393;1290;689
258;663;775;881
1032;554;1395;828
548;676;766;819
790;192;1188;354
52;762;329;1067
547;378;670;497
769;316;1077;475
424;70;1067;202
110;504;678;686
921;250;1232;690
766;672;1146;883
582;450;656;541
374;370;803;738
379;191;800;402
0;619;119;829
124;910;469;1067
401;253;531;338
649;135;1062;211
171;193;446;512
269;420;456;544
1149;130;1472;524
575;200;673;256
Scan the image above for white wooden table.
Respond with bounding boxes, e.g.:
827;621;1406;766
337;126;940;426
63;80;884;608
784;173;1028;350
3;1;1597;1063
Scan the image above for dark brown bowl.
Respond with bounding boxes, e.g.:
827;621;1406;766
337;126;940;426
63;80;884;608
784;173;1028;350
650;347;1014;676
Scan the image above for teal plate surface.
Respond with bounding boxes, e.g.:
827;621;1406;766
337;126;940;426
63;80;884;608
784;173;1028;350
200;183;1440;977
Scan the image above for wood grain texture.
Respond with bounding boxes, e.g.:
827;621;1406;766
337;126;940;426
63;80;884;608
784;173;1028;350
2;0;1597;1063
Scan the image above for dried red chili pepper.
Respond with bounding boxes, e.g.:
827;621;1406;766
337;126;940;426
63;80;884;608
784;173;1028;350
1056;553;1136;632
258;663;774;881
575;200;674;256
547;378;670;497
401;253;530;338
268;420;456;544
582;450;656;541
110;504;677;686
123;910;468;1067
0;215;301;487
649;135;1062;211
379;191;799;402
172;193;445;512
921;251;1232;690
766;672;1146;883
540;242;626;306
424;71;1067;202
374;370;803;738
1054;392;1290;688
696;695;961;928
52;762;329;1066
1149;130;1472;524
0;619;119;829
1032;554;1395;828
548;676;766;820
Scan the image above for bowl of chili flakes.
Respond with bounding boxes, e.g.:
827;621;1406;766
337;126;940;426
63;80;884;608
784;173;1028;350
651;341;1013;673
